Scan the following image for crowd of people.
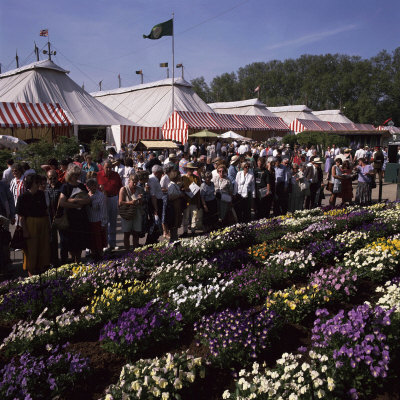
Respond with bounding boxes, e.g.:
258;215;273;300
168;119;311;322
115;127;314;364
0;139;391;275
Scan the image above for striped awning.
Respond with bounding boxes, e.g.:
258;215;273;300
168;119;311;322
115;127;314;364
378;125;400;133
327;121;346;131
259;116;290;131
0;102;72;128
121;125;163;143
233;114;269;130
353;123;376;132
210;113;245;130
340;123;358;131
174;111;221;130
313;120;334;131
297;119;323;131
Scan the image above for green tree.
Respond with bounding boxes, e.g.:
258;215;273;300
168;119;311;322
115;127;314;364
54;137;80;161
18;140;56;172
190;77;214;103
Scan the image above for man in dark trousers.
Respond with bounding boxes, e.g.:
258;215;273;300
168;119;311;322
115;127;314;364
304;157;324;209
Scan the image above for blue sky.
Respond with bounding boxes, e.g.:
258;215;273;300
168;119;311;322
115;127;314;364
1;0;399;93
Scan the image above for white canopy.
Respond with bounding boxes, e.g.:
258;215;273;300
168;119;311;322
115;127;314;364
221;130;250;141
267;105;322;125
312;109;354;124
208;98;276;117
0;60;135;127
91;78;214;127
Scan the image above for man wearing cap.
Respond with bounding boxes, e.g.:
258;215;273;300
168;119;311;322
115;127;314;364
97;160;122;250
164;153;177;165
179;153;190;174
304;157;323;209
181;162;202;237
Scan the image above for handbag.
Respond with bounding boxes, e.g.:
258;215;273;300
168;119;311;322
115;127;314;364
10;225;26;250
118;186;137;220
52;199;69;231
300;180;310;192
258;187;268;198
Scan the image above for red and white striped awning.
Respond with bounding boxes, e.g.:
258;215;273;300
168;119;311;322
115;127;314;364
378;125;400;133
313;120;335;131
289;119;323;133
340;123;358;131
121;125;163;143
210;113;245;130
258;116;290;131
327;121;346;131
232;115;268;130
353;123;376;132
0;102;72;128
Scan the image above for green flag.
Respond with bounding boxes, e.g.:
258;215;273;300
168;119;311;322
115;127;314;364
143;19;173;40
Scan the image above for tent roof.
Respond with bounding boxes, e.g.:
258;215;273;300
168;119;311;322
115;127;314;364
312;109;353;124
267;105;312;113
0;60;134;127
0;60;69;77
91;78;214;127
268;105;320;125
91;77;192;97
208;98;276;117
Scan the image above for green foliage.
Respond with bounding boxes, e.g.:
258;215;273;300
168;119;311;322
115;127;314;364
15;137;80;172
18;140;55;172
0;149;12;172
89;138;105;161
282;134;298;147
295;131;348;149
54;137;80;161
192;48;400;126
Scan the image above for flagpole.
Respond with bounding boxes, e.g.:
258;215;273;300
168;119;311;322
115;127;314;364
172;12;175;115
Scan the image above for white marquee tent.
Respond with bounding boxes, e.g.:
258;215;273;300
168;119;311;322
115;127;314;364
267;105;322;125
312;109;354;124
0;60;134;132
208;98;276;117
91;78;214;127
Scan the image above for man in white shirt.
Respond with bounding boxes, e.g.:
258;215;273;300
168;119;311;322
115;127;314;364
238;142;248;155
260;147;267;158
354;146;366;161
189;143;197;156
2;159;14;186
331;144;340;157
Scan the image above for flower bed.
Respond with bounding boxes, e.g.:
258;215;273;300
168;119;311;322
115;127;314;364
1;202;400;399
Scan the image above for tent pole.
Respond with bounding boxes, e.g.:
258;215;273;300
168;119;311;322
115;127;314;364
172;12;175;115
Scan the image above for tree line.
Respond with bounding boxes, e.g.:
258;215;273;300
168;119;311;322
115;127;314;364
191;48;400;126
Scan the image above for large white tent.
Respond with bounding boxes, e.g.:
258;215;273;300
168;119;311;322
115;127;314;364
208;98;276;117
312;109;354;124
91;78;214;127
267;105;322;125
0;60;134;130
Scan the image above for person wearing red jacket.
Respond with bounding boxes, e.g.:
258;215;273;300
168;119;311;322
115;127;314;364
97;160;122;250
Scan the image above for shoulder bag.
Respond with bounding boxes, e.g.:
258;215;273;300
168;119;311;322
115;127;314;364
53;198;69;231
118;186;137;220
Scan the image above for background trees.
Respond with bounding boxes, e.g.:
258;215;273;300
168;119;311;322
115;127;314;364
192;48;400;126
